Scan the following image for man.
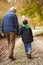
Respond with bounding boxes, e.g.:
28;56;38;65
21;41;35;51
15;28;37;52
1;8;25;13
1;6;19;60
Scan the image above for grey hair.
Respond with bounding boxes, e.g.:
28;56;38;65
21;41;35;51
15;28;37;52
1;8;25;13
9;6;16;11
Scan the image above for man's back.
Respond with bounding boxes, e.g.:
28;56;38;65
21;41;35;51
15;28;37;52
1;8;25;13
1;6;19;60
2;11;19;32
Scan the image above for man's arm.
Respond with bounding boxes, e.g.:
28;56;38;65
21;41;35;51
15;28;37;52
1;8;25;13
13;14;19;33
1;17;4;33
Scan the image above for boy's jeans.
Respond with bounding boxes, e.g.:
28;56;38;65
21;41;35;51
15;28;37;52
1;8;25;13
24;43;32;53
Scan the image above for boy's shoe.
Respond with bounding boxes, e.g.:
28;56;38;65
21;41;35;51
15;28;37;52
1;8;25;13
26;54;32;59
28;54;32;59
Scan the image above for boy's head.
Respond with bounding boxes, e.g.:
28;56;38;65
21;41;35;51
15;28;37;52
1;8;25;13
23;19;28;25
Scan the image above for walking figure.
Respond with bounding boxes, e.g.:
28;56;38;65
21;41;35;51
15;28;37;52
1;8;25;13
19;19;33;59
1;6;19;60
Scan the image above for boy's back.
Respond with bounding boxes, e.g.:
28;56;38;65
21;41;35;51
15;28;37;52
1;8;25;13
19;19;33;59
20;25;33;43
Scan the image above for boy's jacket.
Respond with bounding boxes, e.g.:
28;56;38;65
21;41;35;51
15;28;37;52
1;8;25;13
19;24;33;43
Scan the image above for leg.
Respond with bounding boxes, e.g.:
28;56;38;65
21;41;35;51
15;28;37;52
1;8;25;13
27;43;32;54
9;32;15;59
5;32;16;60
24;43;31;59
5;33;10;48
24;43;28;53
26;43;32;59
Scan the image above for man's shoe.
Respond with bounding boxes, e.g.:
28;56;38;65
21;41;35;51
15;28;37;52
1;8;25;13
9;56;16;60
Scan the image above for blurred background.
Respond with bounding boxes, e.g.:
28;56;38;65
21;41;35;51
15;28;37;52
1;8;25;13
0;1;43;65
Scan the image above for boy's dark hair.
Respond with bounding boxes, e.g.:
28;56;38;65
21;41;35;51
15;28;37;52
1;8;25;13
23;19;28;25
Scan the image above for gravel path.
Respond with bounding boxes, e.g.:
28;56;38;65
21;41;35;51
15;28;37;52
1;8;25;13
0;36;43;65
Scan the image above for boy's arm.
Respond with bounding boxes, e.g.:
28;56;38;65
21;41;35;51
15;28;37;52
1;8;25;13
30;28;33;41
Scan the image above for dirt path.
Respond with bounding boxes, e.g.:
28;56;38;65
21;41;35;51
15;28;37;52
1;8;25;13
0;36;43;65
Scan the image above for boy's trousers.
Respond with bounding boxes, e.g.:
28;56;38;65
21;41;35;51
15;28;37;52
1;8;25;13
24;43;32;53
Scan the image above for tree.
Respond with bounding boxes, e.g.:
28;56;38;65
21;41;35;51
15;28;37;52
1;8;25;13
20;0;43;21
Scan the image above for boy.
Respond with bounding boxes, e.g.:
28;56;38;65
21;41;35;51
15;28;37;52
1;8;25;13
19;19;33;59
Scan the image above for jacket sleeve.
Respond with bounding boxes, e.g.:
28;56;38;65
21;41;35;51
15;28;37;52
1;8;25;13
30;28;33;42
1;17;4;32
15;26;23;35
13;14;19;33
19;27;23;35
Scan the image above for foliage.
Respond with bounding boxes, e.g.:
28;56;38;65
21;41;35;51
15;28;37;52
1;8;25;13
20;0;43;22
0;0;43;26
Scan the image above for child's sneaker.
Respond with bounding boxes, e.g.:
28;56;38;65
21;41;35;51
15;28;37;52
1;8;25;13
26;54;32;59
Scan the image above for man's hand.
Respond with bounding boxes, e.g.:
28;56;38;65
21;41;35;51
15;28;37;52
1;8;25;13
1;33;5;37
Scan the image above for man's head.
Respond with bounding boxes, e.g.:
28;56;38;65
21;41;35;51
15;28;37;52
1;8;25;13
23;19;28;25
9;6;16;13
